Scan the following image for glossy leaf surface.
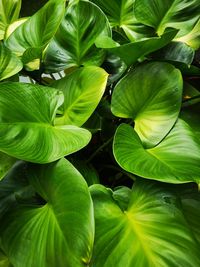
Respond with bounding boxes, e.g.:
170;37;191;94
0;158;94;267
0;43;22;81
111;62;182;147
52;66;108;126
96;28;178;67
90;180;200;267
113;120;200;183
6;0;65;56
91;0;154;41
44;0;111;72
134;0;200;36
151;41;195;65
0;0;21;40
0;82;91;163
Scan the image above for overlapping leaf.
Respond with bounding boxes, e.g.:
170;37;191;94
134;0;200;37
111;61;182;147
151;41;195;65
0;43;22;81
44;0;111;72
52;66;108;126
5;0;65;56
0;153;16;181
0;0;21;40
0;158;94;267
95;28;178;67
176;18;200;50
90;180;200;267
113;120;200;183
0;82;91;163
91;0;154;41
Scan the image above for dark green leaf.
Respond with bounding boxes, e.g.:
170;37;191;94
95;28;178;66
0;158;94;267
134;0;200;37
44;0;111;72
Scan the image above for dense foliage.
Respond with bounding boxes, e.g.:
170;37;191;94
0;0;200;266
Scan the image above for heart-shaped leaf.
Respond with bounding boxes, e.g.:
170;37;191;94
0;158;94;267
113;120;200;183
5;0;65;56
52;66;108;126
44;0;111;72
0;0;21;40
90;180;200;267
111;61;182;147
95;28;178;67
0;43;23;81
134;0;200;37
0;82;91;163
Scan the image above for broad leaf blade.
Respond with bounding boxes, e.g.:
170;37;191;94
52;66;108;126
0;43;22;81
134;0;200;37
0;82;91;163
90;180;200;267
151;41;195;65
113;120;200;183
5;0;65;56
44;0;111;72
96;28;178;67
0;0;21;40
0;158;94;267
91;0;154;41
111;62;182;147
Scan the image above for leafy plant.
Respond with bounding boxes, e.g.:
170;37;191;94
0;0;200;266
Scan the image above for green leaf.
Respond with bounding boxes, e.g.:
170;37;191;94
180;103;200;141
90;180;200;267
44;0;111;72
95;28;178;67
0;250;12;267
179;186;200;244
0;161;35;219
0;82;91;163
151;41;195;65
52;66;108;126
113;120;200;183
71;159;100;186
111;62;182;147
5;0;65;56
0;0;21;40
0;153;17;181
91;0;154;41
0;158;94;267
134;0;200;37
176;18;200;50
0;43;23;81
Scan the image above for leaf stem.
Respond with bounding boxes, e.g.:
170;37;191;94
86;137;113;163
